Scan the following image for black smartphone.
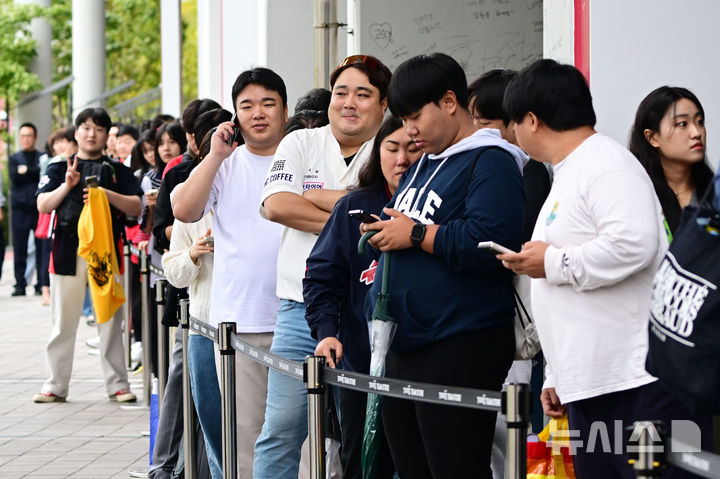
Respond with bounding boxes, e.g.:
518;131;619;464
348;209;379;223
85;175;98;188
226;111;239;147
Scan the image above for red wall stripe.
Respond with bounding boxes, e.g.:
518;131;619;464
574;0;590;84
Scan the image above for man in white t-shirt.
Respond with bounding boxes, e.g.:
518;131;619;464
172;68;287;478
254;55;391;478
499;59;707;478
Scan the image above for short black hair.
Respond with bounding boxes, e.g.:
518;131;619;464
116;124;139;141
503;59;596;131
64;126;77;144
330;55;392;100
194;108;234;150
75;108;112;132
231;68;287;110
181;98;221;135
294;88;331;113
468;69;517;126
285;110;329;135
19;122;37;136
388;53;469;118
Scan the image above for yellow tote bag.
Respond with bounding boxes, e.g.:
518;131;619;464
77;187;125;323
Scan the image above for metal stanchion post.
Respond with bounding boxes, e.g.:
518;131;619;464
140;250;152;407
123;244;132;369
179;299;196;479
218;322;237;479
629;421;664;479
305;355;326;479
156;279;168;408
503;383;530;479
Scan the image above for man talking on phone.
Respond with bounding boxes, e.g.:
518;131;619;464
33;108;143;404
172;68;287;478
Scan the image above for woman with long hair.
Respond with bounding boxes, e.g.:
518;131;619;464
629;86;715;238
303;116;422;478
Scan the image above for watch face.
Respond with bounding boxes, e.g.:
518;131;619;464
411;223;426;245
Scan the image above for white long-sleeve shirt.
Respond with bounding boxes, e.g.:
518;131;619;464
162;213;213;324
531;133;666;404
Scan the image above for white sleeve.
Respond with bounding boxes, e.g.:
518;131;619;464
544;168;666;291
542;361;555;390
161;219;201;289
259;132;307;218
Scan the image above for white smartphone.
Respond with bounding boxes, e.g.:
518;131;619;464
477;241;516;255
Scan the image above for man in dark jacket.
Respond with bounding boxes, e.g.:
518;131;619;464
9;122;42;296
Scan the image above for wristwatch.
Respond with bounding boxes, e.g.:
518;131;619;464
410;223;426;248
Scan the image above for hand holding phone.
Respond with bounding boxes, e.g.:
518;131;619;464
226;112;240;147
477;241;516;255
348;209;379;223
85;175;98;188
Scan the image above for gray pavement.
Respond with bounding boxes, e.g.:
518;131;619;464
0;252;149;478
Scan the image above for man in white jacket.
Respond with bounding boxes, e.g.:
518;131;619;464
499;59;706;478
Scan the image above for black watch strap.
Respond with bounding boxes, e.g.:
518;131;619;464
410;223;426;247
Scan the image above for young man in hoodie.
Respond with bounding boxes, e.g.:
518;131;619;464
361;53;526;478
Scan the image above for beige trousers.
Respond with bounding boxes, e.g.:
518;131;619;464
41;255;129;398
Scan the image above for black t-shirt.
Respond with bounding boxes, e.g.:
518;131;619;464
36;155;143;275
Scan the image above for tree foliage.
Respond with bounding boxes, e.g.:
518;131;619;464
2;0;198;128
0;1;46;101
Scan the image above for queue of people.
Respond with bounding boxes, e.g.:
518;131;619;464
16;51;719;479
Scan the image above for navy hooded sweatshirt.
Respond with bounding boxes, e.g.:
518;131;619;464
364;129;526;352
304;186;390;373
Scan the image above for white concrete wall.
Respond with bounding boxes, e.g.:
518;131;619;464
542;0;573;64
590;0;720;168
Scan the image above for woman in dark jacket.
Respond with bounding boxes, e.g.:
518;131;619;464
303;116;421;479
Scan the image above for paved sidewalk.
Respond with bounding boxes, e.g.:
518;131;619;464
0;252;149;478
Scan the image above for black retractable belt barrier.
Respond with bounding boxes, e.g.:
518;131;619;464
123;244;132;369
218;322;237;479
629;420;720;479
156;278;168;408
139;249;152;407
179;299;196;479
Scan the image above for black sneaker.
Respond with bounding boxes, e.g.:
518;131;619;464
11;289;26;297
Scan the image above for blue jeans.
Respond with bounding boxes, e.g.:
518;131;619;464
188;334;222;479
253;299;316;478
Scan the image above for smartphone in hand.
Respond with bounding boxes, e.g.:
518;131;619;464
226;112;240;147
477;241;516;255
348;209;379;223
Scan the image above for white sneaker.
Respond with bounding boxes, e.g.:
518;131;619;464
131;342;143;362
86;336;100;348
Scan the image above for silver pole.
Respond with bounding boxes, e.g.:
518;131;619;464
631;421;662;479
140;250;152;407
218;322;237;479
503;383;530;479
179;299;196;479
305;355;326;479
123;244;132;369
156;278;168;409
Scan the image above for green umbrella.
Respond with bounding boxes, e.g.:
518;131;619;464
358;231;397;479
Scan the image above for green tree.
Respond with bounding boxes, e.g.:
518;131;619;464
49;0;198;126
0;0;46;140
